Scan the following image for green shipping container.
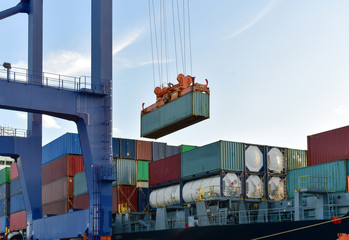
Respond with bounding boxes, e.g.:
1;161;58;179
116;159;137;186
141;91;210;139
287;160;347;198
287;148;307;171
180;145;197;152
137;161;149;181
181;141;244;179
0;168;10;185
73;171;88;197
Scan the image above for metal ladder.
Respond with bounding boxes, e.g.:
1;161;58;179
90;165;102;239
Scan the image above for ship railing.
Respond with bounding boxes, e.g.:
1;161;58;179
0;66;102;92
0;126;29;138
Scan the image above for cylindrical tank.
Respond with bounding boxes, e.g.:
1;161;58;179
149;184;180;208
245;175;264;199
267;147;284;173
245;146;264;172
268;176;285;201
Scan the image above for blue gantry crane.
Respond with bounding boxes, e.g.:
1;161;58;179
0;0;114;239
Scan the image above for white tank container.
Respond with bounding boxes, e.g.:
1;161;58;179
182;173;242;203
246;175;264;199
268;176;285;201
245;146;264;172
267;148;284;173
149;184;180;208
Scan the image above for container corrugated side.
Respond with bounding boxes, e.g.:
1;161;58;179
42;155;84;185
10;195;25;214
137;161;149;181
42;199;73;216
136;140;152;161
10;163;18;181
0;168;10;185
42;177;73;204
0;184;10;200
10;210;26;231
112;186;137;213
287;148;307;170
181;141;244;179
180;145;197;152
166;145;181;158
112;138;120;158
152;142;167;161
73;171;88;197
287;160;347;198
149;154;181;186
307;126;349;165
141;91;210;138
73;194;89;210
138;188;150;212
0;199;9;216
10;178;21;197
0;216;9;233
119;139;136;159
42;133;82;164
116;159;136;186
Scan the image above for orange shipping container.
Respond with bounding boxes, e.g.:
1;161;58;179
136;140;152;161
10;211;26;230
42;155;84;185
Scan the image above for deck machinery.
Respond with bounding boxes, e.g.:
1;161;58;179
0;0;114;239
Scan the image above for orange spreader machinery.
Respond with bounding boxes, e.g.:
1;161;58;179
142;73;209;115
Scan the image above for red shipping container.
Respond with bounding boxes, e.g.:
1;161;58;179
136;140;152;161
10;211;26;230
308;126;349;165
112;186;137;213
10;163;18;180
42;199;73;216
42;155;84;184
73;194;89;210
149;154;180;186
42;177;73;204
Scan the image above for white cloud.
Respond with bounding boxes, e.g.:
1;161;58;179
113;127;121;136
16;112;27;120
226;0;277;40
113;26;145;56
334;106;349;116
43;115;61;129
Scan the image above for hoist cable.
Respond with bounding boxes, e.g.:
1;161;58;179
176;0;185;74
147;0;156;89
187;0;193;75
151;0;161;87
163;0;170;84
159;0;163;86
182;0;186;75
171;0;179;75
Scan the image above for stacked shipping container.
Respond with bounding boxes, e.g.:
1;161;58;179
0;168;10;233
9;163;25;231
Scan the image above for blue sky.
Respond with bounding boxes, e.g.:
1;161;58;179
1;0;349;150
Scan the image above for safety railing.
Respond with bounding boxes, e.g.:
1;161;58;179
298;175;328;193
0;66;96;92
0;126;29;138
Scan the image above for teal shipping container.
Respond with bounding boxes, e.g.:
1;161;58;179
74;172;88;197
181;141;244;179
116;159;137;186
287;160;347;198
137;161;149;181
141;91;210;139
0;168;10;185
287;148;307;171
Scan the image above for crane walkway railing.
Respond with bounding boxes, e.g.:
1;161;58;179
0;67;99;92
0;126;29;138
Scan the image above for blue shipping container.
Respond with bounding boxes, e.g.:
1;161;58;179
138;188;151;213
0;199;9;217
10;194;25;214
166;145;181;158
0;216;9;233
0;184;9;201
152;142;167;161
10;178;21;197
42;133;82;164
112;138;120;158
119;139;136;159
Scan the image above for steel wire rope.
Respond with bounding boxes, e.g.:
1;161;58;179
147;0;156;89
151;0;161;87
187;0;193;75
163;0;170;84
251;215;349;240
159;0;163;86
176;0;185;74
171;0;179;75
182;0;186;75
